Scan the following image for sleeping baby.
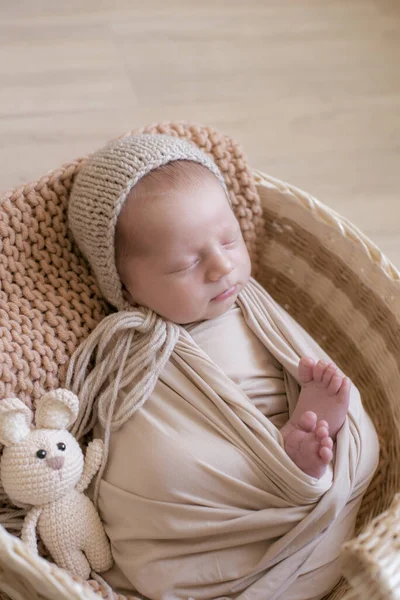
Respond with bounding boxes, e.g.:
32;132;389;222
66;133;379;600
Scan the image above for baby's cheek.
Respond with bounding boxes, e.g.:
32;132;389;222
174;280;198;306
236;245;252;278
167;279;205;321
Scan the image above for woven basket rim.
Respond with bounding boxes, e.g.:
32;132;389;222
254;169;400;285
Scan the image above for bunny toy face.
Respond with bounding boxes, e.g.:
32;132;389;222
0;389;84;506
1;429;84;505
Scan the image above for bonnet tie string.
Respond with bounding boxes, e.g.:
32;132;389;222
65;307;180;505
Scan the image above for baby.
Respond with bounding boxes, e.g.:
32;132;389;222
67;133;378;600
114;158;348;480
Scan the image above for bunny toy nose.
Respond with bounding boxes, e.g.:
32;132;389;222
46;456;64;471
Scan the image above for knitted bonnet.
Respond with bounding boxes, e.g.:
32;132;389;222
68;133;228;311
66;133;229;503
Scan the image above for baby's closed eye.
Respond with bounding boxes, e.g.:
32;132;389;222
170;259;200;274
167;229;241;274
223;233;240;247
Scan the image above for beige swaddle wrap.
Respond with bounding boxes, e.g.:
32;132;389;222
97;278;379;600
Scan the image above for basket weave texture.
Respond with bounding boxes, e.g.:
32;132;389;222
1;122;400;600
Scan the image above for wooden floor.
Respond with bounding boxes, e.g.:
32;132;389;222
1;0;399;266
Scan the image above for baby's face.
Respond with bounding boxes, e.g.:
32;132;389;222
115;166;251;324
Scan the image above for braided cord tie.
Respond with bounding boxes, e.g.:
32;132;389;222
65;307;180;505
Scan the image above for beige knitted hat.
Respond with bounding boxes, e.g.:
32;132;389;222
68;133;228;311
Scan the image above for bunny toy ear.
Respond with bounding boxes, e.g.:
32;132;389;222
0;398;32;446
35;389;79;430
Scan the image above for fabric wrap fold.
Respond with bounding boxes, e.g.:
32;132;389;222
97;279;379;600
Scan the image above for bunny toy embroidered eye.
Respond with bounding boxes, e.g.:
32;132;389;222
0;389;113;580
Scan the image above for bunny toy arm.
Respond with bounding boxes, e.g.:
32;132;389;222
21;506;42;555
76;439;104;494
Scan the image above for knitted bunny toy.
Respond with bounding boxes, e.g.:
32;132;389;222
0;388;113;579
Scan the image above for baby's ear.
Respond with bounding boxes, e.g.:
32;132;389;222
35;389;79;430
0;398;32;446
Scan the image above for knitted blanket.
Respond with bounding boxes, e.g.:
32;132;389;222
0;122;262;407
96;278;378;600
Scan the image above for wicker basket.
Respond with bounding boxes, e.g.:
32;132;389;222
1;128;400;599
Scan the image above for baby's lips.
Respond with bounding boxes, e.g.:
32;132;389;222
211;284;238;301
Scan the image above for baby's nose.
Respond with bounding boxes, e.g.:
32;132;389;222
46;456;65;471
208;253;234;281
